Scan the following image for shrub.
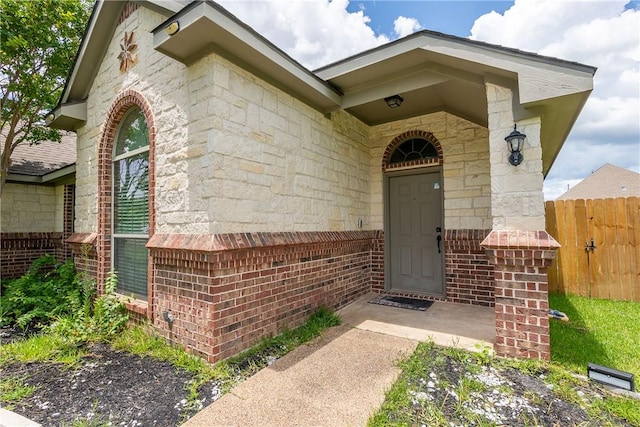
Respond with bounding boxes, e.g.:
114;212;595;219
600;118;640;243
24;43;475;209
47;271;129;344
0;255;78;330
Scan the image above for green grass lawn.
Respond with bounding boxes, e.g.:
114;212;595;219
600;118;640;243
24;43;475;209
369;294;640;426
549;293;640;378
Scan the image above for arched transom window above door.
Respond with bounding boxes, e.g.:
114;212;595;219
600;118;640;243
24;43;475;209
382;130;443;171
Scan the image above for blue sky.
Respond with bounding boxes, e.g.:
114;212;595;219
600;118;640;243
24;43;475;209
222;0;640;199
347;1;513;37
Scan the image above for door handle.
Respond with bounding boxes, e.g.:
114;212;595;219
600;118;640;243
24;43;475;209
437;235;442;253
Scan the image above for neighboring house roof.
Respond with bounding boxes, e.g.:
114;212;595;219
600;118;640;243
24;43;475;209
47;0;596;176
5;131;76;185
556;163;640;200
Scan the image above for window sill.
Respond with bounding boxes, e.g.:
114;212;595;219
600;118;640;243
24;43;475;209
117;295;148;316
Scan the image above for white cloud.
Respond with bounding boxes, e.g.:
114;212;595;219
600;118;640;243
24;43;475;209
218;0;390;70
470;0;640;200
393;16;422;38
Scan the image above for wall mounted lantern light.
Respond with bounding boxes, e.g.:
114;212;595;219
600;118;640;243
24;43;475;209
384;95;404;108
504;124;526;166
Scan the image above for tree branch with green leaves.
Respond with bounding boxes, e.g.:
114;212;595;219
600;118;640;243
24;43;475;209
0;0;91;194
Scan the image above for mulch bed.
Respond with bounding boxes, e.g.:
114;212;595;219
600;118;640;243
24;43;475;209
1;340;222;427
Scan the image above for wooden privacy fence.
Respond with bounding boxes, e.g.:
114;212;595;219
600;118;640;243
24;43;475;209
545;197;640;302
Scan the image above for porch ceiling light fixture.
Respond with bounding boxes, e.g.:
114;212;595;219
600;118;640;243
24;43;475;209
384;95;404;108
165;21;180;36
505;124;526;166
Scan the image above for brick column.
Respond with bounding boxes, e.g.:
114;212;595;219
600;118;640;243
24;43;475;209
481;230;560;360
66;233;98;280
61;184;75;260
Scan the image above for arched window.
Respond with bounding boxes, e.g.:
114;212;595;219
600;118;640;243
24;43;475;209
388;138;438;165
112;107;149;300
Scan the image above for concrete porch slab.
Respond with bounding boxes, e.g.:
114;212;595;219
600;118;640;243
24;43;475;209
339;293;495;352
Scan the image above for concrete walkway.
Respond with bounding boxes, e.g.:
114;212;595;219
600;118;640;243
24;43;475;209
183;295;494;427
0;408;41;427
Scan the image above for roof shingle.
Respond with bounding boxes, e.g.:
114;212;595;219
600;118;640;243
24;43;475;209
5;131;76;177
556;163;640;200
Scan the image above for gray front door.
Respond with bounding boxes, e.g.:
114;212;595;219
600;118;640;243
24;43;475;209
388;172;444;295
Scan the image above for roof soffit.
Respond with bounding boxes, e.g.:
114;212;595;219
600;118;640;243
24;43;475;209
152;1;341;112
418;37;594;104
318;33;594;105
316;32;594;175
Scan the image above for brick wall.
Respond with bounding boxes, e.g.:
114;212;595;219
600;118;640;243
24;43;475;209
481;230;559;360
371;230;384;292
0;233;66;279
66;233;98;280
148;231;375;362
61;185;75;260
0;184;75;279
369;229;494;307
445;229;494;306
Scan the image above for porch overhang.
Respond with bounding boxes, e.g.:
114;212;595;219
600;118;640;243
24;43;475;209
315;31;596;176
6;164;76;185
151;1;342;114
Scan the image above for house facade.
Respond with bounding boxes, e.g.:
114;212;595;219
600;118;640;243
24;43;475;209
47;1;595;362
0;134;76;278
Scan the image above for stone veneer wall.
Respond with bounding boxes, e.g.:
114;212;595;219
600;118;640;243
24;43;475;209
1;184;75;279
75;6;371;236
1;183;60;232
147;231;374;362
369;112;492;231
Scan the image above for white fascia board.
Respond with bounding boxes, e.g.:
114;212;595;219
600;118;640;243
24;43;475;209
45;102;87;130
317;31;594;105
5;174;41;184
59;1;108;105
6;164;75;184
41;164;76;183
